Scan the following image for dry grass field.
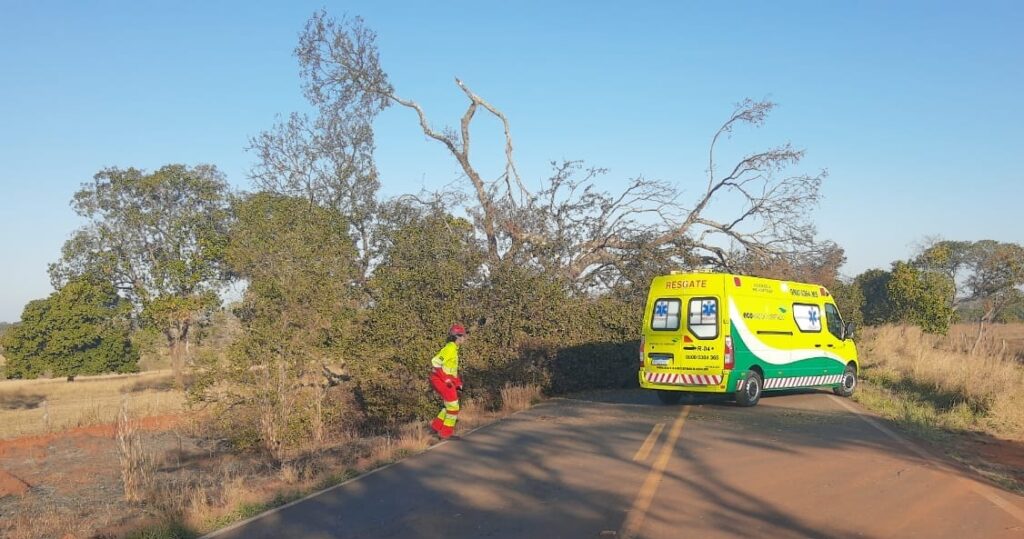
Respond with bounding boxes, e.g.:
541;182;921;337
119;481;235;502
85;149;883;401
856;322;1024;439
0;370;185;439
854;322;1024;493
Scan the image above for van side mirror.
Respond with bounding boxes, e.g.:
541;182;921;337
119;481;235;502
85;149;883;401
844;321;856;340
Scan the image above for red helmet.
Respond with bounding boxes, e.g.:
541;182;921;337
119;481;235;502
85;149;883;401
449;324;467;337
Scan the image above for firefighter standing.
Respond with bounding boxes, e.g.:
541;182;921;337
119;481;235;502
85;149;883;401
430;324;467;439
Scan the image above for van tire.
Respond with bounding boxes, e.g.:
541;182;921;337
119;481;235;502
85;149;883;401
833;365;857;397
656;390;683;405
736;371;762;407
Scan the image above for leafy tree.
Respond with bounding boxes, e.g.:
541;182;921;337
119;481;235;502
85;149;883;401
854;268;895;325
351;200;484;426
1;278;136;379
961;241;1024;318
191;193;361;458
887;261;955;334
50;164;231;384
961;241;1024;349
248;13;386;283
0;322;11;378
829;279;864;331
914;239;1024;346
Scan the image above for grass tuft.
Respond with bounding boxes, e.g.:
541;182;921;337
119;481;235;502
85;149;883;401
500;383;543;413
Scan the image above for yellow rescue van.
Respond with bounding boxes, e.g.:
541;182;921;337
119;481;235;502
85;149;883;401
639;272;858;406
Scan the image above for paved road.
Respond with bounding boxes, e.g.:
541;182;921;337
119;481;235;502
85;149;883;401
206;389;1024;538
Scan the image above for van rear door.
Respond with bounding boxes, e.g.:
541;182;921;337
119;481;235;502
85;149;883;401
678;295;724;373
646;295;723;374
646;296;683;368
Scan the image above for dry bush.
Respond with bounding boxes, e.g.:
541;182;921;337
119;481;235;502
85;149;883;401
186;484;214;527
500;383;542;413
946;323;1024;359
0;389;46;410
279;462;300;484
366;435;396;466
74;401;106;428
147;477;188;521
116;400;154;504
395;422;432;454
450;397;493;433
2;500;92;539
363;427;430;465
858;324;1024;439
121;374;176;394
219;471;257;509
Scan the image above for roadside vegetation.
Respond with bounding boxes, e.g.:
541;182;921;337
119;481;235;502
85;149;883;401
1;380;542;539
856;324;1024;440
2;8;1024;539
855;323;1024;493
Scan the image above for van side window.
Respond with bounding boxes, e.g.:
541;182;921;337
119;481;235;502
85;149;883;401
651;298;681;331
824;303;844;340
792;303;822;333
688;297;718;339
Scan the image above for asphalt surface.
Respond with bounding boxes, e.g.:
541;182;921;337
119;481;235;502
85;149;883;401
205;389;1024;539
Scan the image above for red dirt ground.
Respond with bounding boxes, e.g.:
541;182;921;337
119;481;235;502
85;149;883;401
958;433;1024;488
0;414;183;460
0;468;30;497
0;413;197;538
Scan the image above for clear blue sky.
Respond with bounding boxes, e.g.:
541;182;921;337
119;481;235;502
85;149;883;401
1;1;1022;322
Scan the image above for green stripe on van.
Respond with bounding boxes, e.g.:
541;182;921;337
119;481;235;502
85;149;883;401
729;321;846;392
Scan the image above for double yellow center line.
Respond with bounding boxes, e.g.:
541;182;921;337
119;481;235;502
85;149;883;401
620;406;691;538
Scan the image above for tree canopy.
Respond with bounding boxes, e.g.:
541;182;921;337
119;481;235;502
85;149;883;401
49;164;232;382
1;277;137;379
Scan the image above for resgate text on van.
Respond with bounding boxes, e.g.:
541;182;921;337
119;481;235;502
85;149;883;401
664;279;707;290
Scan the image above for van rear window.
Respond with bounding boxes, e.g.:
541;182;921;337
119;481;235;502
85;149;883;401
688;297;718;339
651;299;681;330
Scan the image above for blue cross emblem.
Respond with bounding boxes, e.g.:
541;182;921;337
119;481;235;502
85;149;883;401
655;302;669;317
702;302;716;316
808;309;819;324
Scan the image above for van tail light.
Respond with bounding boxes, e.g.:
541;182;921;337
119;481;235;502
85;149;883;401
639;336;646;368
724;335;734;370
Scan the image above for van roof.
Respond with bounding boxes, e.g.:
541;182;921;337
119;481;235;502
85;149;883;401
653;272;831;297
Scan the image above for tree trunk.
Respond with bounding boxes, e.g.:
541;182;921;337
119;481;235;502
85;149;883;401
970;304;995;356
167;320;191;388
167;333;185;387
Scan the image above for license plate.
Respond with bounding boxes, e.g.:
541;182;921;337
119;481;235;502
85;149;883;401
651;355;671;366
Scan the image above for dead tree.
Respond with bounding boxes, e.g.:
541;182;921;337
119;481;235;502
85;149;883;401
295;11;831;290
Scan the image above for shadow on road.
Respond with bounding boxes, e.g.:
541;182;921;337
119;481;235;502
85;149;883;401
209;386;975;539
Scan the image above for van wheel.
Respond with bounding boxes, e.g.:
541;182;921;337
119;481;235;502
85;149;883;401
656;390;682;405
736;371;762;407
833;365;857;397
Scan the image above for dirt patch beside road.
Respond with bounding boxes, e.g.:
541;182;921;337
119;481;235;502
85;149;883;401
951;433;1024;494
0;469;30;497
0;413;203;538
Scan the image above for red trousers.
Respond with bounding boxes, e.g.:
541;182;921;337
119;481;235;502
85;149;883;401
429;373;461;438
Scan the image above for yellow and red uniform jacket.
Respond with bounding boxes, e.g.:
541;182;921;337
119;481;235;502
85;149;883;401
430;342;461;388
